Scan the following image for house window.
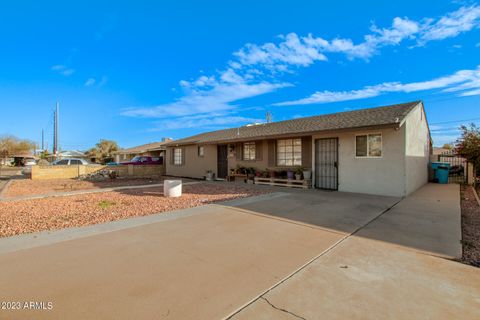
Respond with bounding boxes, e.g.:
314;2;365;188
277;139;302;166
198;146;204;157
173;148;183;165
356;133;382;157
243;142;256;160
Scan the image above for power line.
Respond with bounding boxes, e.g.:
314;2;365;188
430;117;480;125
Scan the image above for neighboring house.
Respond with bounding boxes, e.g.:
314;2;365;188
57;150;89;160
165;101;431;197
113;139;172;163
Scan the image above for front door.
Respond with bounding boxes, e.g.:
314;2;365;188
217;145;228;179
315;138;338;190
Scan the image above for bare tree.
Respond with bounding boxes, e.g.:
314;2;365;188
0;135;36;165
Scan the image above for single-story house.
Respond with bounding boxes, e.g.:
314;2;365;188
57;150;89;160
113;138;172;163
164;101;431;197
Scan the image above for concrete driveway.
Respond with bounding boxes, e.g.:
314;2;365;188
0;183;478;319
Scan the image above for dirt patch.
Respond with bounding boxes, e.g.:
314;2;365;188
460;185;480;267
0;183;269;238
2;177;179;198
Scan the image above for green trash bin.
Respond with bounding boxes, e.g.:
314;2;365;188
431;162;450;184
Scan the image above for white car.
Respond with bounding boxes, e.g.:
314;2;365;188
21;158;37;175
52;158;92;165
24;158;37;166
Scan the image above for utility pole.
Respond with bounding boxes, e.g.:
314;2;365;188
53;102;59;157
41;129;44;151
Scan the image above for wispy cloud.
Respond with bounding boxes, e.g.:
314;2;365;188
122;5;480;130
148;114;263;131
84;76;108;88
234;5;480;64
275;65;480;105
123;81;290;118
51;64;75;76
84;78;96;87
419;5;480;43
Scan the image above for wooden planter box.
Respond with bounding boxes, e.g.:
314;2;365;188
254;177;311;189
228;174;248;183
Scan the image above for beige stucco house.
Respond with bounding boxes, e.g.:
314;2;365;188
165;101;431;197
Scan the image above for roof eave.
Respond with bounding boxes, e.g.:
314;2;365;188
165;123;400;146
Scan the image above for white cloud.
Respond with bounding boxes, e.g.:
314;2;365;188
235;33;328;69
84;78;96;87
459;88;480;96
235;6;479;64
122;5;480;130
275;65;480;105
51;64;75;76
84;76;108;88
122;82;290;118
420;5;480;42
148;114;263;131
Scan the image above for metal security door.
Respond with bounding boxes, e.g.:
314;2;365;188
217;145;228;179
315;138;338;190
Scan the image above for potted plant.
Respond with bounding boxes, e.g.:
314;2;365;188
206;170;215;181
295;166;303;180
287;170;294;180
268;169;276;179
303;168;312;179
262;169;269;178
246;167;256;180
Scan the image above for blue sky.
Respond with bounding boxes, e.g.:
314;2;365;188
1;0;480;150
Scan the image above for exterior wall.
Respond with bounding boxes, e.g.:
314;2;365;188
229;140;269;172
404;104;430;195
166;137;312;179
228;137;312;172
31;165;165;180
166;144;217;179
312;127;407;197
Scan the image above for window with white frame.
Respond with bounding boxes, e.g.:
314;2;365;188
198;146;204;157
277;138;302;166
243;142;256;160
355;133;382;157
173;148;183;165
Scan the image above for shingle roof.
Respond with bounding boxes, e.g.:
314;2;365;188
166;101;421;146
114;140;171;155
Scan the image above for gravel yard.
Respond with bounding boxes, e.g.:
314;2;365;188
2;177;178;198
0;183;269;238
460;185;480;267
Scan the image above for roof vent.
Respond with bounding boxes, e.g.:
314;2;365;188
394;117;399;123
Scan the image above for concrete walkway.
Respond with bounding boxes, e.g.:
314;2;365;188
230;184;479;320
0;183;477;319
